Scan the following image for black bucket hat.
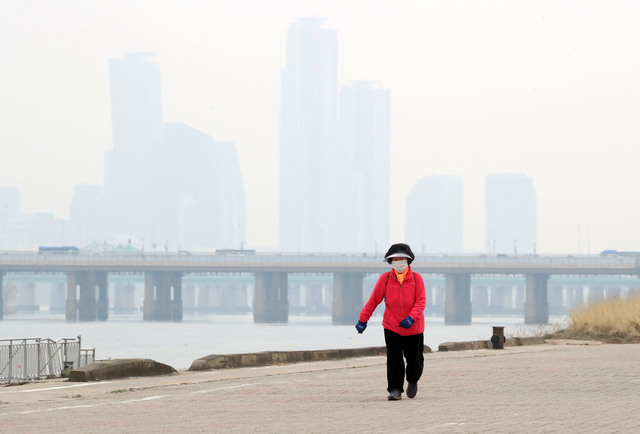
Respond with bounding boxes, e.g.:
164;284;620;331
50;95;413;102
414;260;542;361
383;243;415;264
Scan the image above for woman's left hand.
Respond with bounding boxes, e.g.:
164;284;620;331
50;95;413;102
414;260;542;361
399;316;414;329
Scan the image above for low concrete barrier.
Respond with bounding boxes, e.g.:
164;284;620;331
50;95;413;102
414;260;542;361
68;358;177;382
438;336;546;352
189;345;428;371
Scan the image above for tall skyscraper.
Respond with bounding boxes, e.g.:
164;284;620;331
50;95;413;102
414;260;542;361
279;18;338;252
104;53;164;242
405;176;464;253
485;173;537;254
108;53;164;156
337;81;390;253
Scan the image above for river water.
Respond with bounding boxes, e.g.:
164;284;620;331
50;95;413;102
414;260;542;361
1;312;567;370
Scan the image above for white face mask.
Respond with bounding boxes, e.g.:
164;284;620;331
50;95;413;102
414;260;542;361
391;259;408;273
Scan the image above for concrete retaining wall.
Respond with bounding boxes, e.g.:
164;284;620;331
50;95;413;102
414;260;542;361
68;358;177;382
188;346;409;371
438;336;546;351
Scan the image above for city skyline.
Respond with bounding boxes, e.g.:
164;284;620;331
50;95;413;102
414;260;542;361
2;1;640;254
1;53;248;252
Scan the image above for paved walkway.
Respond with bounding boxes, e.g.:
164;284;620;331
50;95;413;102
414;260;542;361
1;342;639;433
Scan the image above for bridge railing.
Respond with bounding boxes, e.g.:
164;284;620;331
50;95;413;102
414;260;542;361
0;336;95;383
1;251;639;274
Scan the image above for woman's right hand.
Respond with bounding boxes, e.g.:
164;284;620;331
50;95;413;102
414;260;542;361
355;320;367;334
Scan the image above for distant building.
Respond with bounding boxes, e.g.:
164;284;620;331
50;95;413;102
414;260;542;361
69;185;105;246
0;188;72;250
0;187;20;219
25;213;69;247
104;55;246;250
485;173;537;254
0;187;26;249
405;176;464;254
337;81;390;253
156;123;246;250
104;53;163;241
108;53;164;156
279;17;338;252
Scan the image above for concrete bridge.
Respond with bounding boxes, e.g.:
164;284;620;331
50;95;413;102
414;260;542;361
1;251;638;324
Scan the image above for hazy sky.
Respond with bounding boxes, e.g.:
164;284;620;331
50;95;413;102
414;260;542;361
2;0;639;254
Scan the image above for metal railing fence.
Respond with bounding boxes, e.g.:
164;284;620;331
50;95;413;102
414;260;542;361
0;335;94;383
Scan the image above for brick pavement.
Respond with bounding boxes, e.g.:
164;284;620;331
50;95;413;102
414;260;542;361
1;342;639;433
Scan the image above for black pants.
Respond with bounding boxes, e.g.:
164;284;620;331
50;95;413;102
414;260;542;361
384;329;424;392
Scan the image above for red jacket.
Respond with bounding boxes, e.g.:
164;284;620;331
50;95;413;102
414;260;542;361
359;267;426;336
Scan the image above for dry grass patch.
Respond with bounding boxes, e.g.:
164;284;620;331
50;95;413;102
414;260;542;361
552;294;640;343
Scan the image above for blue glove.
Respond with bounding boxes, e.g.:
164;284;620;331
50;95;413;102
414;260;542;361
355;320;367;334
399;316;414;329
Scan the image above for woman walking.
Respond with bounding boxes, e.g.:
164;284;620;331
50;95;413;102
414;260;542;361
355;243;426;400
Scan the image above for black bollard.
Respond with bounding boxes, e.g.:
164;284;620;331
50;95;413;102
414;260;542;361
491;326;506;349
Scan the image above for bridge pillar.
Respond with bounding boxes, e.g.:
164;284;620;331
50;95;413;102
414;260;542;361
289;283;302;314
16;281;37;312
471;284;489;315
306;283;325;314
233;283;250;313
0;272;3;320
548;283;565;315
78;271;107;321
143;272;183;321
96;272;109;321
489;284;509;314
445;274;471;325
332;272;364;325
114;284;136;314
211;283;223;312
431;280;445;316
66;272;78;321
221;282;240;313
77;271;97;321
514;284;525;314
524;274;549;324
171;273;183;321
254;272;288;323
144;273;155;320
197;283;211;313
566;285;584;310
49;282;66;313
155;273;172;320
183;283;196;313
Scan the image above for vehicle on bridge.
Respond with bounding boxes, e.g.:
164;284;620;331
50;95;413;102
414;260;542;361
38;246;80;254
600;249;640;256
215;249;256;255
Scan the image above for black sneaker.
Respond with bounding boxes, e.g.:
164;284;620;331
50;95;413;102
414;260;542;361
406;382;418;399
387;389;402;401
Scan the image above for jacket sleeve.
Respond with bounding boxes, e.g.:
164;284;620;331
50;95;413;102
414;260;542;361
358;272;388;322
409;272;427;322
